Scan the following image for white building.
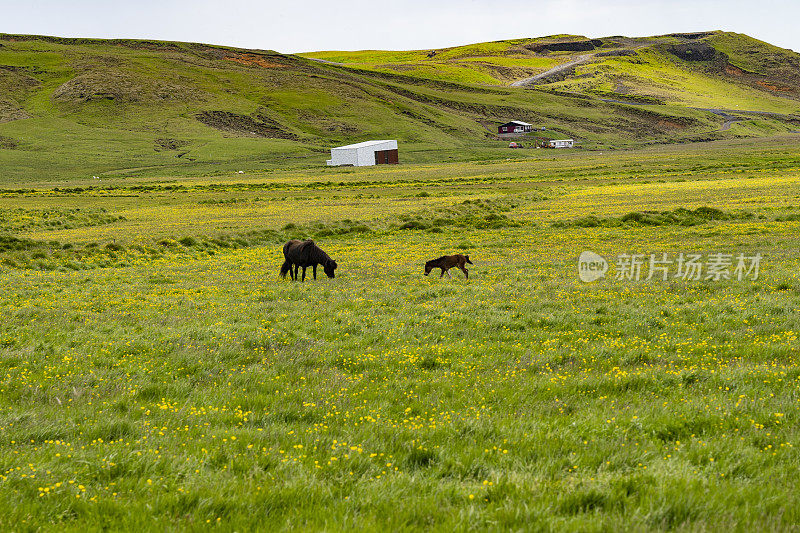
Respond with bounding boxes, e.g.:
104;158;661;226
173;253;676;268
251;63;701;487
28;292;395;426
548;139;574;149
326;140;399;167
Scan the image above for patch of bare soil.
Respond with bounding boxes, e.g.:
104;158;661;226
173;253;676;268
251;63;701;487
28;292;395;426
0;64;45;76
756;80;794;92
725;64;744;76
52;74;122;101
0;134;18;149
52;71;203;103
665;42;798;96
0;66;42;100
0;99;30;123
154;138;189;151
321;121;361;135
195;110;297;139
656;119;687;130
224;53;288;69
291;109;363;136
718;59;798;96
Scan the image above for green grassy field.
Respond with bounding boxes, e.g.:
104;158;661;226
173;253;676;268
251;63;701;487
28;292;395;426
2;137;800;530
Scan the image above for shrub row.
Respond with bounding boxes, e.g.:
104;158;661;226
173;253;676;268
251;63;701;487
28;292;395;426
552;207;757;228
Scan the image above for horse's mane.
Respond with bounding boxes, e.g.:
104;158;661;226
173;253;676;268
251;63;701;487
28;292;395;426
301;239;332;264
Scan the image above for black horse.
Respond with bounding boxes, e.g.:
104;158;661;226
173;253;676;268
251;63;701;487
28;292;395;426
280;239;338;281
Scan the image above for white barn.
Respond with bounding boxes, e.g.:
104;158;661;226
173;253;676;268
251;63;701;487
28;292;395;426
326;140;399;167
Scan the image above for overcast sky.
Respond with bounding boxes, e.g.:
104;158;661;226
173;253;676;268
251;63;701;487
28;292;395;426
0;0;797;54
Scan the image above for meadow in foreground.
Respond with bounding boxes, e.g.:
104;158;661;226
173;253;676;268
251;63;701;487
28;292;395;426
1;139;800;531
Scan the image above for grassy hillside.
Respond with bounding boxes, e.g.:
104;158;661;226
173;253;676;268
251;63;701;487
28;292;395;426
0;32;798;182
303;32;800;109
303;35;630;84
301;37;565;85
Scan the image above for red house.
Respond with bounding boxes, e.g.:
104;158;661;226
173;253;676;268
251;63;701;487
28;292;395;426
498;120;532;134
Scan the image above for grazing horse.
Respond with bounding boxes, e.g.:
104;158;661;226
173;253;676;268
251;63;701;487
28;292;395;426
424;254;472;279
280;239;338;281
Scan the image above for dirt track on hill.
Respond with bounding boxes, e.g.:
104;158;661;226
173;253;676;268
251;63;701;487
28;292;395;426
510;41;658;88
305;57;345;66
510;54;593;87
696;108;800;131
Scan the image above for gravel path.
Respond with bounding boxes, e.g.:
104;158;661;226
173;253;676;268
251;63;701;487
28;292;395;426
510;54;593;87
305;57;345;66
695;108;800;131
698;108;742;131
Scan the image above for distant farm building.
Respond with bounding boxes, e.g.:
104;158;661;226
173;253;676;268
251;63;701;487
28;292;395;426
327;140;399;167
546;139;574;149
498;121;532;134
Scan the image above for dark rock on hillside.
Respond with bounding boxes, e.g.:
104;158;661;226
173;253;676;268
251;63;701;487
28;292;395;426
668;32;716;40
667;43;718;61
528;39;604;53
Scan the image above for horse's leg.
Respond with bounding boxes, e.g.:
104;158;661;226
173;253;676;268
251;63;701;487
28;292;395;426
460;266;469;279
294;264;299;281
301;266;307;282
313;264;317;280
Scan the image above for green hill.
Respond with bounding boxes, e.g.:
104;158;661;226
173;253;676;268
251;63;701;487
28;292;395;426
1;32;798;182
303;31;800;109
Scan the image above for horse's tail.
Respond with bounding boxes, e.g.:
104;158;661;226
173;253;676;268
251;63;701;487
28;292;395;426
280;260;292;279
465;255;473;264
